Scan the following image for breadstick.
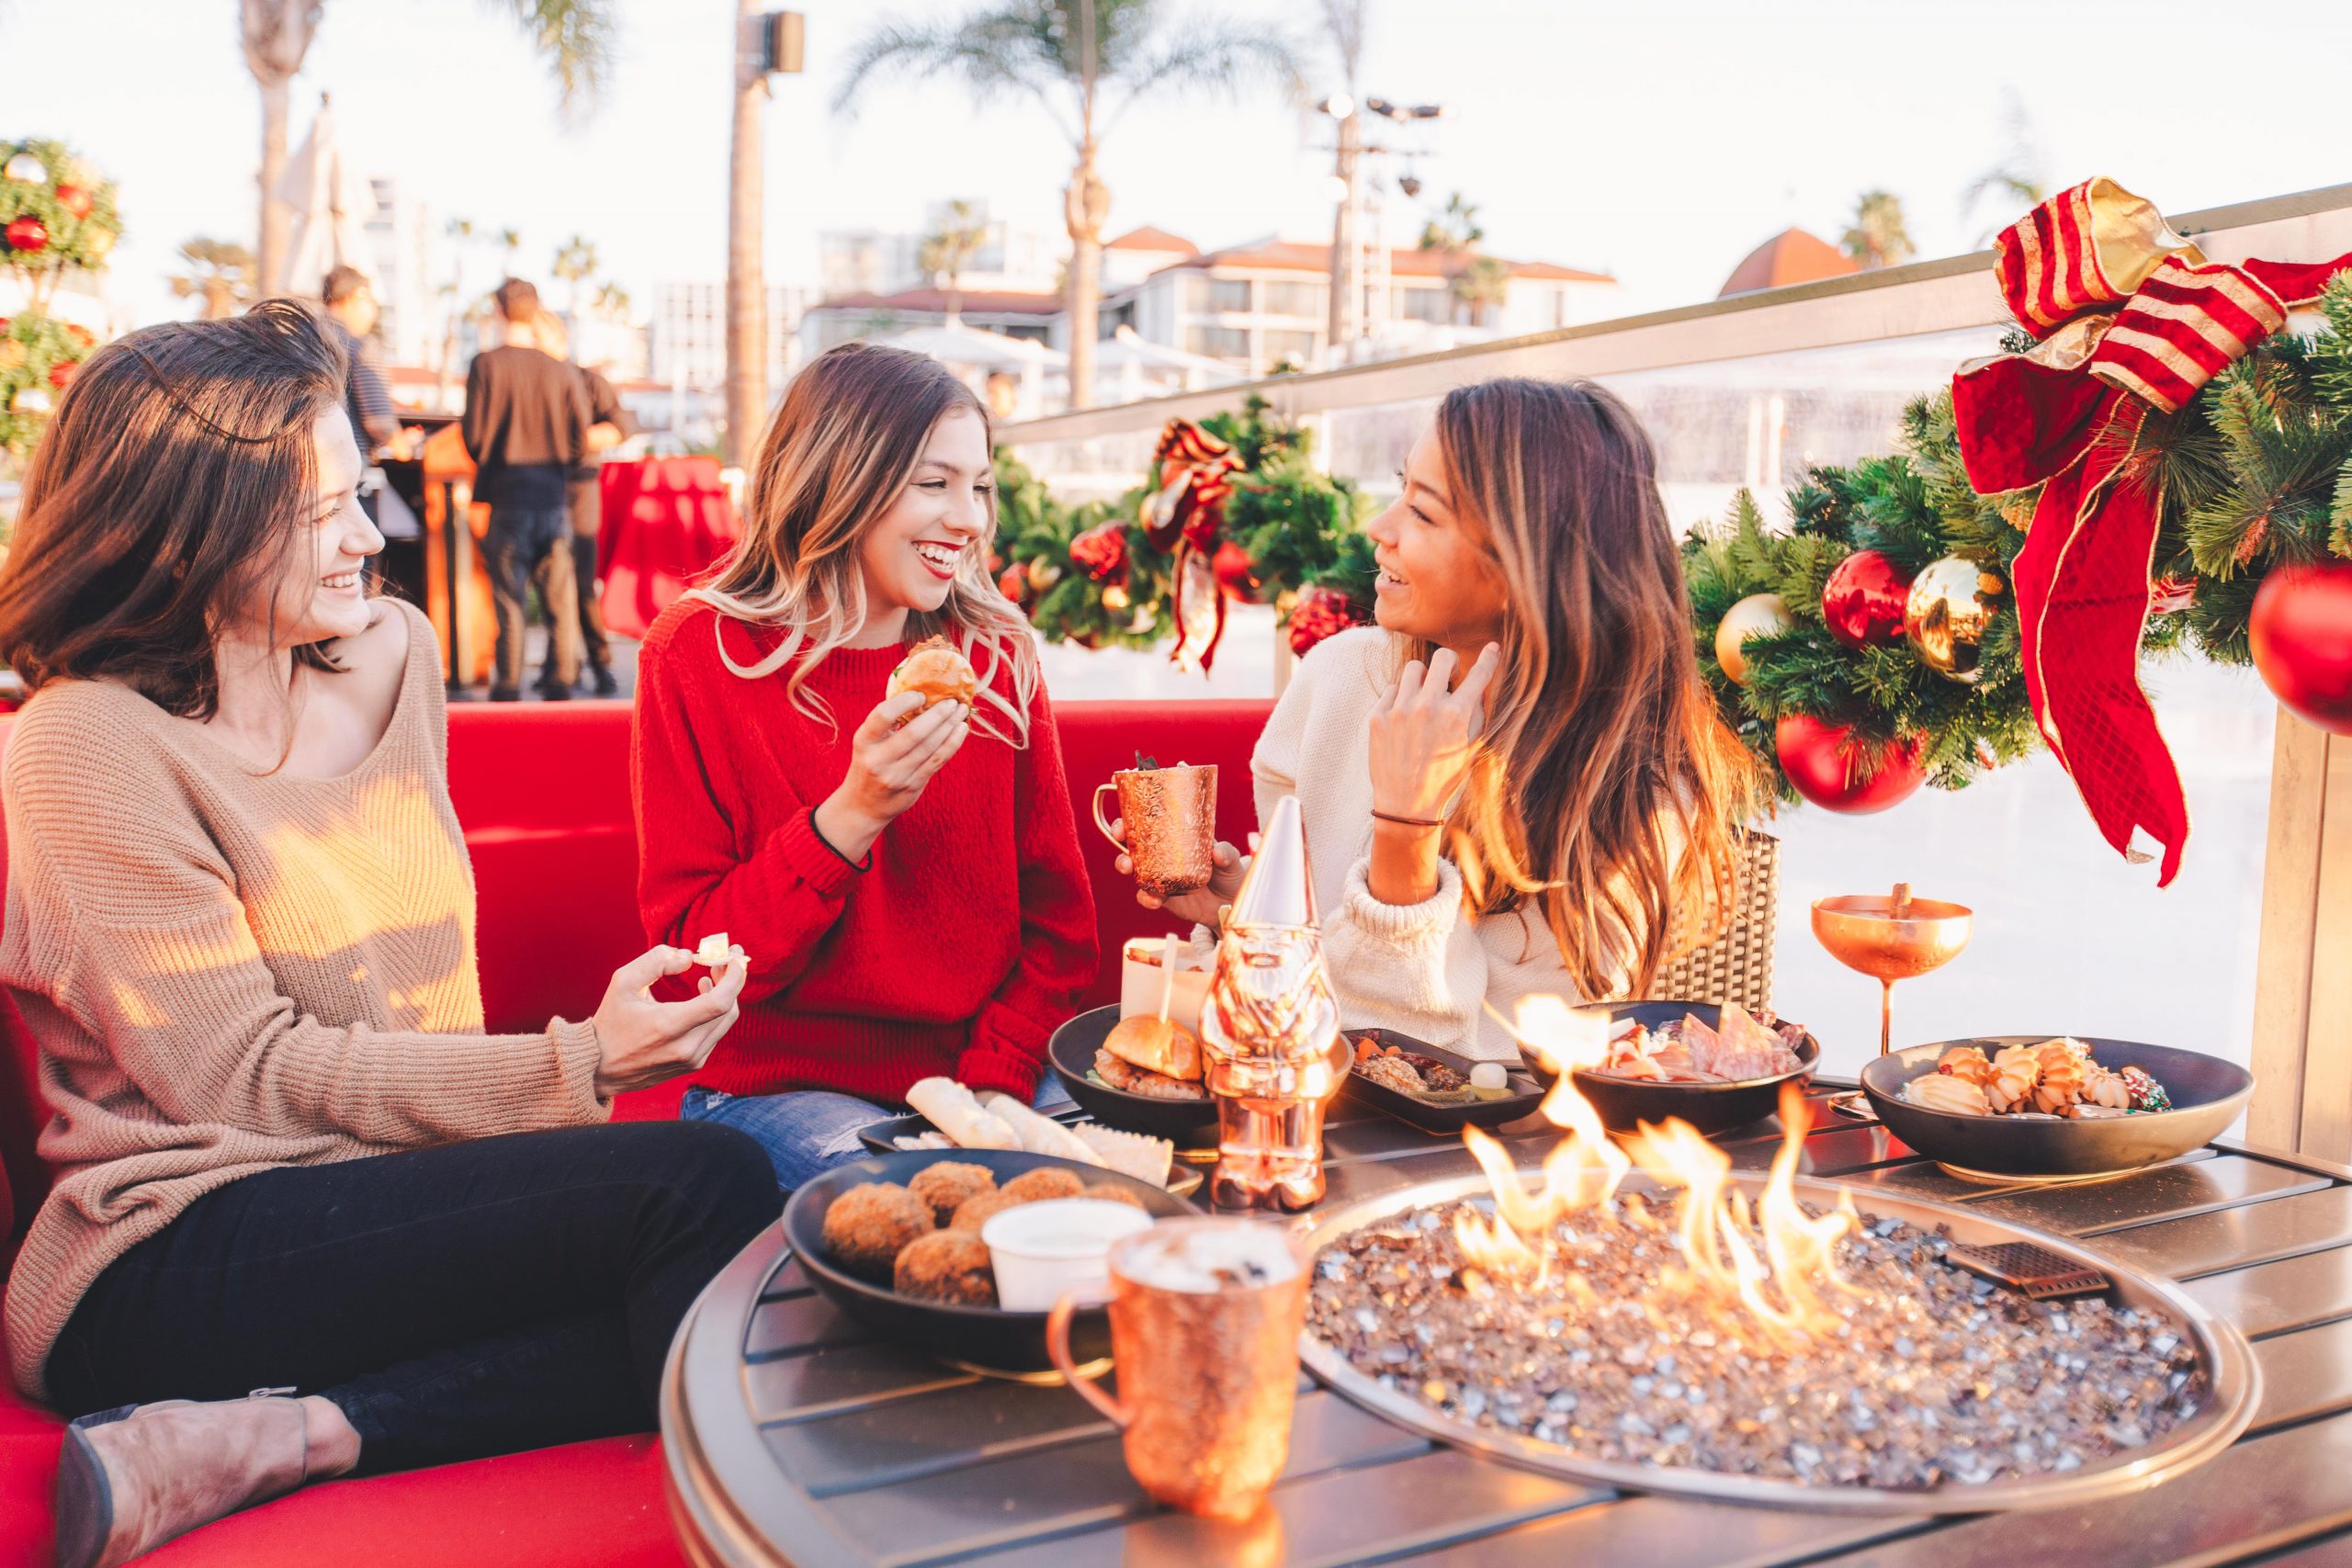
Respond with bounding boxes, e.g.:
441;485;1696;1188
905;1077;1019;1150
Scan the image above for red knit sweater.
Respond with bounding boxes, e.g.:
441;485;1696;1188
630;598;1097;1102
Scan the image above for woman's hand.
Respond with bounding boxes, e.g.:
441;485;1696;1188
1111;820;1248;928
592;945;748;1097
1366;643;1500;823
813;691;971;862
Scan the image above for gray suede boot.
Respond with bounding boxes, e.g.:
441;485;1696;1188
54;1389;312;1568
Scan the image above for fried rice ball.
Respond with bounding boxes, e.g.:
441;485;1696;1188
1001;1167;1087;1205
820;1181;932;1282
893;1228;998;1306
949;1187;1027;1235
907;1160;996;1228
1083;1182;1148;1210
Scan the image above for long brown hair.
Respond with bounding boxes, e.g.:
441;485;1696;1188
0;300;350;719
1408;378;1759;998
688;340;1038;745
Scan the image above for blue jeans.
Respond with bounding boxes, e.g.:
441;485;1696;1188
683;1075;1077;1192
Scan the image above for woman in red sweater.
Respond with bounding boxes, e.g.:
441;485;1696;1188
632;342;1097;1188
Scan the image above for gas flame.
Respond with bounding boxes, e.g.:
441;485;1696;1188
1455;997;1856;1343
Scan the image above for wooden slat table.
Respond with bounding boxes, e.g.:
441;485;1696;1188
661;1084;2352;1567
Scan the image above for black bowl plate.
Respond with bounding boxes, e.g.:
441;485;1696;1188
1860;1036;2253;1178
1521;1000;1821;1136
1047;1005;1219;1145
782;1148;1199;1375
1339;1028;1547;1135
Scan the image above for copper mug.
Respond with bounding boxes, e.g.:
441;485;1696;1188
1044;1217;1308;1520
1091;763;1217;899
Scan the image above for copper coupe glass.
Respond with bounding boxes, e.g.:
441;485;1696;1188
1810;883;1973;1057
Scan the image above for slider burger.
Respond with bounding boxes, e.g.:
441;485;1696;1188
888;636;978;714
1093;1014;1206;1101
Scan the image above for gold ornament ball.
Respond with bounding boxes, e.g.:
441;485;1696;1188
1101;582;1132;612
1713;592;1792;686
1904;556;2003;683
1025;558;1062;592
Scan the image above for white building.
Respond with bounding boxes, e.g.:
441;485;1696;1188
649;281;818;396
820;201;1062;299
360;177;440;368
1094;227;1622;378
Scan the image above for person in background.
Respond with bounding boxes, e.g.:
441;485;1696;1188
320;266;416;526
461;278;586;702
531;313;633;697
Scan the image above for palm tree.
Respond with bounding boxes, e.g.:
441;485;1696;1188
1449;254;1510;328
917;199;989;326
591;279;631;320
1317;0;1370;355
170;237;257;320
498;227;525;276
241;0;614;295
1840;189;1916;270
835;1;1302;410
435;216;479;412
551;233;598;322
1417;192;1487;325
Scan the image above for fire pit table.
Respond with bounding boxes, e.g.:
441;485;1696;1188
662;1079;2352;1566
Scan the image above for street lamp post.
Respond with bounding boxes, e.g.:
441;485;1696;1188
1320;96;1445;368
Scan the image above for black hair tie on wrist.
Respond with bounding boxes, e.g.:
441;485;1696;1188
1371;808;1444;830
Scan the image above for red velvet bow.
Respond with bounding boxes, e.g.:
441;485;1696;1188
1140;419;1244;672
1951;177;2351;886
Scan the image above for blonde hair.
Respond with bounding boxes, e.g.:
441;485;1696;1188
687;341;1038;746
1408;378;1761;998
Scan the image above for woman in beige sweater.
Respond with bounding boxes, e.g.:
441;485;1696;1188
0;304;770;1568
1121;379;1757;1056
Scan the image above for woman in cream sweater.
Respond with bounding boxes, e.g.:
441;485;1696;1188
1120;378;1756;1057
0;304;773;1568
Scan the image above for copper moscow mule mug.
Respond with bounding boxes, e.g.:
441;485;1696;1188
1043;1218;1309;1521
1091;761;1217;899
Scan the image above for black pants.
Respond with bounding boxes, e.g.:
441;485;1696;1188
47;1122;776;1476
567;478;610;674
480;504;581;695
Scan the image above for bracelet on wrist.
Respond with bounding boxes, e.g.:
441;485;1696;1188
1371;807;1445;831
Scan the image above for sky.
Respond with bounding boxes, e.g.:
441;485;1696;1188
6;0;2351;333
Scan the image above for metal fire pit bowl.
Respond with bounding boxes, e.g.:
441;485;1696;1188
1292;1169;2258;1516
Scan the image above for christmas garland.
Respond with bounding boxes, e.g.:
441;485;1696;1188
1;137;122;465
992;396;1376;661
1690;266;2352;830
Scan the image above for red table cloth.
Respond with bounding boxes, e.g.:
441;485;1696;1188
596;457;742;642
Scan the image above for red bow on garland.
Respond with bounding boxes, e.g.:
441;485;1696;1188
1951;177;2352;886
1140;418;1245;671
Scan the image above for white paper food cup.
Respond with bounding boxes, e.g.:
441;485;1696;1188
981;1198;1157;1312
1118;940;1211;1034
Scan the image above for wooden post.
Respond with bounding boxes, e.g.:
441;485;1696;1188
2249;711;2352;1158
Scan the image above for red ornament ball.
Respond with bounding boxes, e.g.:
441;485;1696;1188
55;185;93;220
47;360;75;389
1773;714;1927;814
995;564;1028;606
3;216;48;254
1212;538;1272;604
1286;584;1364;659
2250;558;2352;736
1821;549;1912;650
1069;521;1127;583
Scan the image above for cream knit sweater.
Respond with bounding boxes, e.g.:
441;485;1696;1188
1;601;607;1402
1254;627;1589;1061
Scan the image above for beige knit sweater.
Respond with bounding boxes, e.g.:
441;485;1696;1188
1;600;607;1402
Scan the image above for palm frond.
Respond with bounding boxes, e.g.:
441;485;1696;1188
831;9;1071;135
1103;23;1305;125
491;0;616;112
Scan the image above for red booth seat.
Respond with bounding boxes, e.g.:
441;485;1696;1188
0;695;1272;1567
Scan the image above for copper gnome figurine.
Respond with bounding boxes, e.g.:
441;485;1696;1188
1198;795;1350;1210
